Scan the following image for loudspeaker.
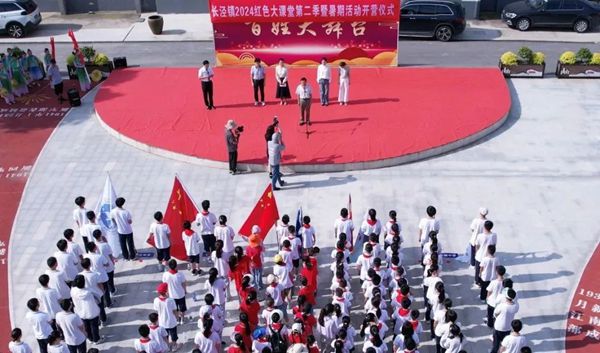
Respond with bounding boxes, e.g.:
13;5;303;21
113;57;128;69
68;88;81;107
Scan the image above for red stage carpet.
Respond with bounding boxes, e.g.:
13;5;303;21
0;81;90;349
95;67;510;171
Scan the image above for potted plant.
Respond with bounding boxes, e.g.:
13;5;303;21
81;46;96;64
499;46;545;78
66;50;114;81
556;48;600;78
147;15;164;35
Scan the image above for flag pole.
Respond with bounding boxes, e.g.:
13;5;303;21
174;173;200;211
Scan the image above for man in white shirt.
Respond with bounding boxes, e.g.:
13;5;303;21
64;228;84;262
26;298;53;353
153;282;181;352
195;200;217;257
110;197;136;261
418;206;440;247
492;289;519;353
82;211;101;256
92;229;117;296
475;220;497;286
316;57;331;106
198;60;215;110
214;215;235;260
469;207;488;269
479;244;500;301
54;239;79;284
85;242;111;308
72;196;88;251
295;77;312;126
500;319;528;353
149;211;172;272
70;275;102;344
251;58;266;106
275;215;291;246
55;300;87;353
162;259;187;325
36;274;61;323
80;257;107;326
45;257;71;300
334;208;355;249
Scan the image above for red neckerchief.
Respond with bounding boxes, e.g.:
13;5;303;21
168;269;177;274
409;319;419;331
367;219;377;226
140;337;151;343
377;323;383;330
184;229;194;236
283;247;291;252
303;224;310;229
149;324;158;330
396;293;408;304
335;297;345;302
391;265;398;271
389;219;396;224
337;248;344;252
341;217;348;221
363;253;372;258
270;283;278;288
158;295;167;301
398;307;410;316
271;323;283;330
201;211;209;216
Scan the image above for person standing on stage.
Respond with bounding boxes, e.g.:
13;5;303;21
225;119;242;174
264;116;279;178
47;59;65;103
338;62;350;105
275;59;291;105
296;77;312;126
198;60;215;110
317;57;331;106
268;132;286;191
251;58;266;106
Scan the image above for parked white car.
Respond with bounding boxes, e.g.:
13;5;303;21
0;0;41;38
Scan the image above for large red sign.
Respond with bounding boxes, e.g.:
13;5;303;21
209;0;400;23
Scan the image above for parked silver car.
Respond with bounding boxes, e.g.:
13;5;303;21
0;0;41;38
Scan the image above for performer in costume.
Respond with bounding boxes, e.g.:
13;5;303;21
73;49;91;92
27;49;44;81
43;48;52;72
20;52;33;85
275;59;291;105
9;53;28;96
0;62;16;104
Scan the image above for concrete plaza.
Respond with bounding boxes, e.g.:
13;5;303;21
8;78;600;353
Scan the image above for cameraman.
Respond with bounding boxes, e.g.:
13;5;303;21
264;116;279;178
225;119;243;174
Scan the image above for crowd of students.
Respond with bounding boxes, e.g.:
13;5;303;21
9;197;535;353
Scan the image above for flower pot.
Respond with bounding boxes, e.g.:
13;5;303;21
499;62;545;78
148;15;164;35
556;61;600;78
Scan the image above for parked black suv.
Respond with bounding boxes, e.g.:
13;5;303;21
399;0;466;41
502;0;600;32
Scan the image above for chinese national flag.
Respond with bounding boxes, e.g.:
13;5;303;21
147;176;199;260
238;184;280;240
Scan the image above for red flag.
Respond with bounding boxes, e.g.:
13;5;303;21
147;176;199;260
50;37;56;60
67;29;84;63
238;184;280;240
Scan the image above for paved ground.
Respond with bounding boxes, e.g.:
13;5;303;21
7;77;600;353
0;13;599;44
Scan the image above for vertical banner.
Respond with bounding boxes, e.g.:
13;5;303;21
209;0;399;66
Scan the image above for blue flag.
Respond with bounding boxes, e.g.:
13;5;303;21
295;206;303;245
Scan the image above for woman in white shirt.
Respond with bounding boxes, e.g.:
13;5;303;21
362;325;387;353
204;268;227;306
338;62;350;105
440;324;463;353
275;59;291;105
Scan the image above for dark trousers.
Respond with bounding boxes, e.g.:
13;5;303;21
118;233;136;260
37;338;49;353
475;260;481;285
470;244;476;267
83;316;100;343
228;151;238;172
487;304;495;328
82;236;90;254
99;298;107;323
201;234;216;253
480;280;490;300
67;342;86;353
201;81;214;107
102;280;112;308
435;335;441;353
491;329;510;353
107;271;115;293
166;326;179;342
300;99;311;122
53;82;64;97
253;79;265;102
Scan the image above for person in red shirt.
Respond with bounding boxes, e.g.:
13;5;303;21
289;322;307;344
233;312;254;350
228;333;249;353
239;274;257;305
234;246;251;275
300;257;318;293
292;295;307;317
246;231;264;290
228;256;245;293
240;291;260;327
297;276;316;306
307;335;320;353
295;303;317;337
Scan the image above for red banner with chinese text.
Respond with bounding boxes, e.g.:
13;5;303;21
214;21;398;66
209;0;400;23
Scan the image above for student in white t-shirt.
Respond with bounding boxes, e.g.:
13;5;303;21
334;208;355;246
153;283;180;352
492;289;519;353
92;229;116;296
134;324;162;353
70;275;101;344
479;244;500;301
195;200;218;256
46;331;69;353
214;215;235;260
45;257;71;300
84;241;111;308
110;197;136;261
25;298;52;353
82;211;101;255
384;210;402;249
418;206;440;247
355;243;375;283
205;268;227;306
162;259;188;325
469;207;488;269
299;215;316;253
9;328;33;353
182;221;202;275
275;215;291;247
500;319;528;353
36;274;61;321
486;265;506;328
54;239;79;283
63;228;83;262
360;209;383;244
440;324;464;353
54;300;87;353
148;211;172;272
148;312;170;353
198;293;224;336
79;257;107;325
72;196;88;251
475;220;497;285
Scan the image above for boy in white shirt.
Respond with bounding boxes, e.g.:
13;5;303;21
469;207;488;269
334;208;354;247
92;229;117;296
500;319;528;353
195;200;217;257
475;220;497;286
299;215;316;254
355;243;375;283
79;257;107;325
148;312;170;353
134;324;162;353
63;228;83;262
36;275;61;325
26;298;53;353
486;265;506;328
110;197;136;261
45;257;70;300
214;215;235;260
283;225;302;274
182;220;202;275
418;206;440;248
82;211;101;255
384;210;402;249
492;289;519;353
72;196;88;252
276;214;291;246
54;300;87;353
149;211;172;272
479;244;500;301
162;259;188;325
153;283;181;352
85;242;111;308
54;239;79;285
